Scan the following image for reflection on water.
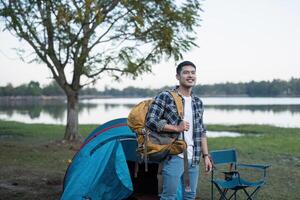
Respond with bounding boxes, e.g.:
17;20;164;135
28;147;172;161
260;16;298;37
0;105;65;119
0;97;299;127
0;103;98;119
0;103;98;124
100;104;300;113
205;105;300;113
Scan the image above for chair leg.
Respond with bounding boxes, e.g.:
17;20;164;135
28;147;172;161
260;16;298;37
211;180;214;200
227;190;237;200
223;189;229;200
215;186;229;200
218;189;226;200
219;189;239;200
243;188;253;200
243;186;261;200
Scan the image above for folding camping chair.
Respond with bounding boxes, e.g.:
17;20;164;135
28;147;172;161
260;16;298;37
210;149;270;200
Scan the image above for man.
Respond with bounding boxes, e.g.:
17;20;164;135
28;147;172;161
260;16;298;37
145;61;212;200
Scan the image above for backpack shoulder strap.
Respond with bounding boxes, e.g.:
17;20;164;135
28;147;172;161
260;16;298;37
169;91;184;119
169;91;191;191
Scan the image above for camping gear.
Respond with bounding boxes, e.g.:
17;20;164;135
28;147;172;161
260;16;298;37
61;118;135;200
127;91;190;190
210;148;271;200
61;118;183;200
127;91;186;160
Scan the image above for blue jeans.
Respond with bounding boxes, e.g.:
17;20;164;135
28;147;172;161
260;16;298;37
160;156;200;200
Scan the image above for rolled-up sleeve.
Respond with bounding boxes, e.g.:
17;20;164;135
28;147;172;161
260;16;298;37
145;92;167;132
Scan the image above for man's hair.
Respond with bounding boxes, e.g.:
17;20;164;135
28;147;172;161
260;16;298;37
176;61;196;74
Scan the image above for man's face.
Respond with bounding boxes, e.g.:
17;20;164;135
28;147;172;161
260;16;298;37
176;65;197;88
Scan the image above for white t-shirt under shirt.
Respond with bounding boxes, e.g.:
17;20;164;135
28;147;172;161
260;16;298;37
178;96;194;159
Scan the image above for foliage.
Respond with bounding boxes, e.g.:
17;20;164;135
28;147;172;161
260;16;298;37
100;78;300;97
1;77;299;97
42;81;65;96
0;81;42;96
0;0;202;140
0;0;201;87
193;78;300;97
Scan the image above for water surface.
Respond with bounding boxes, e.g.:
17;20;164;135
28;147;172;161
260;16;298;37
0;97;299;128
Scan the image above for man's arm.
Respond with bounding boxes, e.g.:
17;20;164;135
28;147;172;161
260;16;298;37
198;101;212;173
146;92;189;133
162;121;190;133
201;137;213;174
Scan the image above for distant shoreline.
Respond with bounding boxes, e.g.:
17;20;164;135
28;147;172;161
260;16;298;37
1;95;300;106
0;94;299;100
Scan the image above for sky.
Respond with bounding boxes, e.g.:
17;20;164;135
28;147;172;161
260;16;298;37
0;0;299;90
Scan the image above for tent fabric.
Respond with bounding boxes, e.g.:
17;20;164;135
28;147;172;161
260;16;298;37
61;118;136;200
61;118;183;200
83;118;129;144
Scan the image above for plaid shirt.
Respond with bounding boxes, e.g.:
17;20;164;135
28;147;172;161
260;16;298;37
145;88;207;165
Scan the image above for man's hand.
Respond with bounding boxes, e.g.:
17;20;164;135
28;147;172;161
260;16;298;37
204;156;213;174
176;121;190;132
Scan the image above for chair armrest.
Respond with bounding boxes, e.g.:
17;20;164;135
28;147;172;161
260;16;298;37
221;170;239;180
238;163;271;180
237;163;271;170
222;170;239;175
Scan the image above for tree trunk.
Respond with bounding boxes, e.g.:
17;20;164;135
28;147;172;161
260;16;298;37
64;92;80;141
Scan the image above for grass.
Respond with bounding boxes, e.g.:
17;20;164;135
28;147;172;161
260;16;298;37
200;124;300;200
0;120;299;199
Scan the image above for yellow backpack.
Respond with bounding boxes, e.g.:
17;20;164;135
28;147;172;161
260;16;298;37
127;91;187;164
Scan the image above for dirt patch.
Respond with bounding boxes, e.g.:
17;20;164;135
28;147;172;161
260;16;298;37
0;180;30;192
44;139;83;151
0;173;63;200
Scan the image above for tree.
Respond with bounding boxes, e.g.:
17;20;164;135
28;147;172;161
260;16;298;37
27;81;42;96
42;81;64;96
0;0;201;140
290;78;300;96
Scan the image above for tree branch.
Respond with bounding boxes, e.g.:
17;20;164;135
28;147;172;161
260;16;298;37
89;13;129;51
85;67;125;79
14;1;45;49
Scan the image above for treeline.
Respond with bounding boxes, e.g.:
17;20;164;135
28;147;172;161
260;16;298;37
193;78;300;97
1;78;300;97
0;81;64;96
99;78;300;97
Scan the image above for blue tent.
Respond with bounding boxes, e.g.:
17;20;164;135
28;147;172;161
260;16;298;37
61;118;183;200
61;118;137;200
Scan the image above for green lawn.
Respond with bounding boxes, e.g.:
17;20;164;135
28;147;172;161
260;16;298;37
199;124;300;200
0;120;299;199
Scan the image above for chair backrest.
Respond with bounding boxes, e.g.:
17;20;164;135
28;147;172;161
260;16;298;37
210;149;237;166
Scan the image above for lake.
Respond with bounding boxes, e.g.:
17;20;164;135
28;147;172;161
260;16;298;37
0;97;299;128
